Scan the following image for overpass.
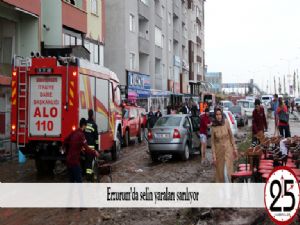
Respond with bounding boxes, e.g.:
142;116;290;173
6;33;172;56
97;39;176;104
222;79;265;95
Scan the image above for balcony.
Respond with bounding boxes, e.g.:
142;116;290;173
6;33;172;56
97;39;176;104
139;33;150;55
197;55;202;63
155;14;162;29
197;75;203;82
155;46;162;59
196;36;202;46
173;3;180;18
62;0;87;33
138;0;150;20
173;28;180;42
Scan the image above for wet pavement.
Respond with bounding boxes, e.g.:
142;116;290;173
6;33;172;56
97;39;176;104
0;118;300;224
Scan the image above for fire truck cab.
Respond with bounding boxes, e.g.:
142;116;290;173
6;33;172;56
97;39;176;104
11;51;123;174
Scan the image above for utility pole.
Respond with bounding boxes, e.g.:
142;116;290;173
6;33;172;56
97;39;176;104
283;75;286;95
274;76;277;94
278;77;282;94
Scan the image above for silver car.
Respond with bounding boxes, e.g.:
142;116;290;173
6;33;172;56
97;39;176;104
147;114;200;162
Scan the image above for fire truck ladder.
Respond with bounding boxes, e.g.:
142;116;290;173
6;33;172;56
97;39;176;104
17;58;30;148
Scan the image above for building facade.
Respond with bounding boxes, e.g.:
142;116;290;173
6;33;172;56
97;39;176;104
105;0;205;98
205;72;223;93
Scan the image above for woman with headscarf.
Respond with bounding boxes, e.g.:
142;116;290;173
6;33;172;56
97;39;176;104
211;108;238;182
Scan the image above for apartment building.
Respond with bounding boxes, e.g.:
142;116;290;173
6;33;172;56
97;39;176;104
105;0;205;100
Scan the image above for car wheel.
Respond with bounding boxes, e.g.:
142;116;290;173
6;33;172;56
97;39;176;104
124;130;130;147
181;144;190;161
150;152;159;162
138;127;144;143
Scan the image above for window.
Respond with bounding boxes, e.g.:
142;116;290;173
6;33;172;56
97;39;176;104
168;39;172;52
94;43;99;64
168;12;171;24
161;35;165;48
161;5;165;18
129;53;135;70
63;34;70;46
155;26;162;47
196;6;200;17
91;0;98;14
129;14;135;32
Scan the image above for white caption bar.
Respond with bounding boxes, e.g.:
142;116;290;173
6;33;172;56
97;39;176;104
0;183;265;208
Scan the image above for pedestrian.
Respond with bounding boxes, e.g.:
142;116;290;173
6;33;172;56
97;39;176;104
191;101;199;116
63;118;99;183
155;107;163;118
211;107;238;183
252;99;268;144
272;94;279;136
277;98;291;138
147;107;155;129
291;99;295;114
181;103;190;114
84;109;99;181
199;108;212;165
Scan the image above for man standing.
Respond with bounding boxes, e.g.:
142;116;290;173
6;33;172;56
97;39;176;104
252;99;268;144
84;109;99;181
199;108;211;165
64;118;99;183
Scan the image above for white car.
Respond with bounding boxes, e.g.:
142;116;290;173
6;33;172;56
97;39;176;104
295;98;300;106
208;110;238;137
219;100;234;111
237;99;255;118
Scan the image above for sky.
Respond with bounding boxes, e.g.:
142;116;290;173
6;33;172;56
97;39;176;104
205;0;300;94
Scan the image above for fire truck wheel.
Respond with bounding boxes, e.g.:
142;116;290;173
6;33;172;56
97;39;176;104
35;158;55;175
138;127;145;143
124;130;130;147
111;130;121;161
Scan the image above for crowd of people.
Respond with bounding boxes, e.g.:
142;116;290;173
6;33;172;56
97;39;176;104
62;93;295;184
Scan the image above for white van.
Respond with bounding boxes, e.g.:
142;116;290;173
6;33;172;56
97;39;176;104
261;95;273;109
237;99;255;117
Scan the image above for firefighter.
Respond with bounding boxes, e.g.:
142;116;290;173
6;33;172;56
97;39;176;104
63;118;99;183
83;109;99;181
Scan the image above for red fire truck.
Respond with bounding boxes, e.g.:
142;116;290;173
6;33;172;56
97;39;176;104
11;53;123;174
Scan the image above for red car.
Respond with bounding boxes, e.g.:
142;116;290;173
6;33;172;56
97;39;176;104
121;104;146;146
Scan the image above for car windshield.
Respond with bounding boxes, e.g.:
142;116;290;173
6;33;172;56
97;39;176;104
262;97;271;100
230;106;241;113
154;117;182;127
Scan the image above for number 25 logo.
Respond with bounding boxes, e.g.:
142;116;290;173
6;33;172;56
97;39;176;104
265;167;300;225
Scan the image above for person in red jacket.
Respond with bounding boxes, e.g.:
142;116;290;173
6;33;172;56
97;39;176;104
199;108;212;164
252;99;268;144
276;98;291;138
64;118;99;183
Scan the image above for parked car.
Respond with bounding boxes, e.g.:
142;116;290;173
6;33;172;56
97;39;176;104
122;104;146;146
261;95;273;110
229;105;248;126
147;114;200;161
237;99;255;117
219;100;234;111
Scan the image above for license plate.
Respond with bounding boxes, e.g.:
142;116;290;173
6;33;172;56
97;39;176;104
156;133;170;138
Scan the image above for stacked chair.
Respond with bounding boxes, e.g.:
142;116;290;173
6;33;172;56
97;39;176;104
231;135;300;183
